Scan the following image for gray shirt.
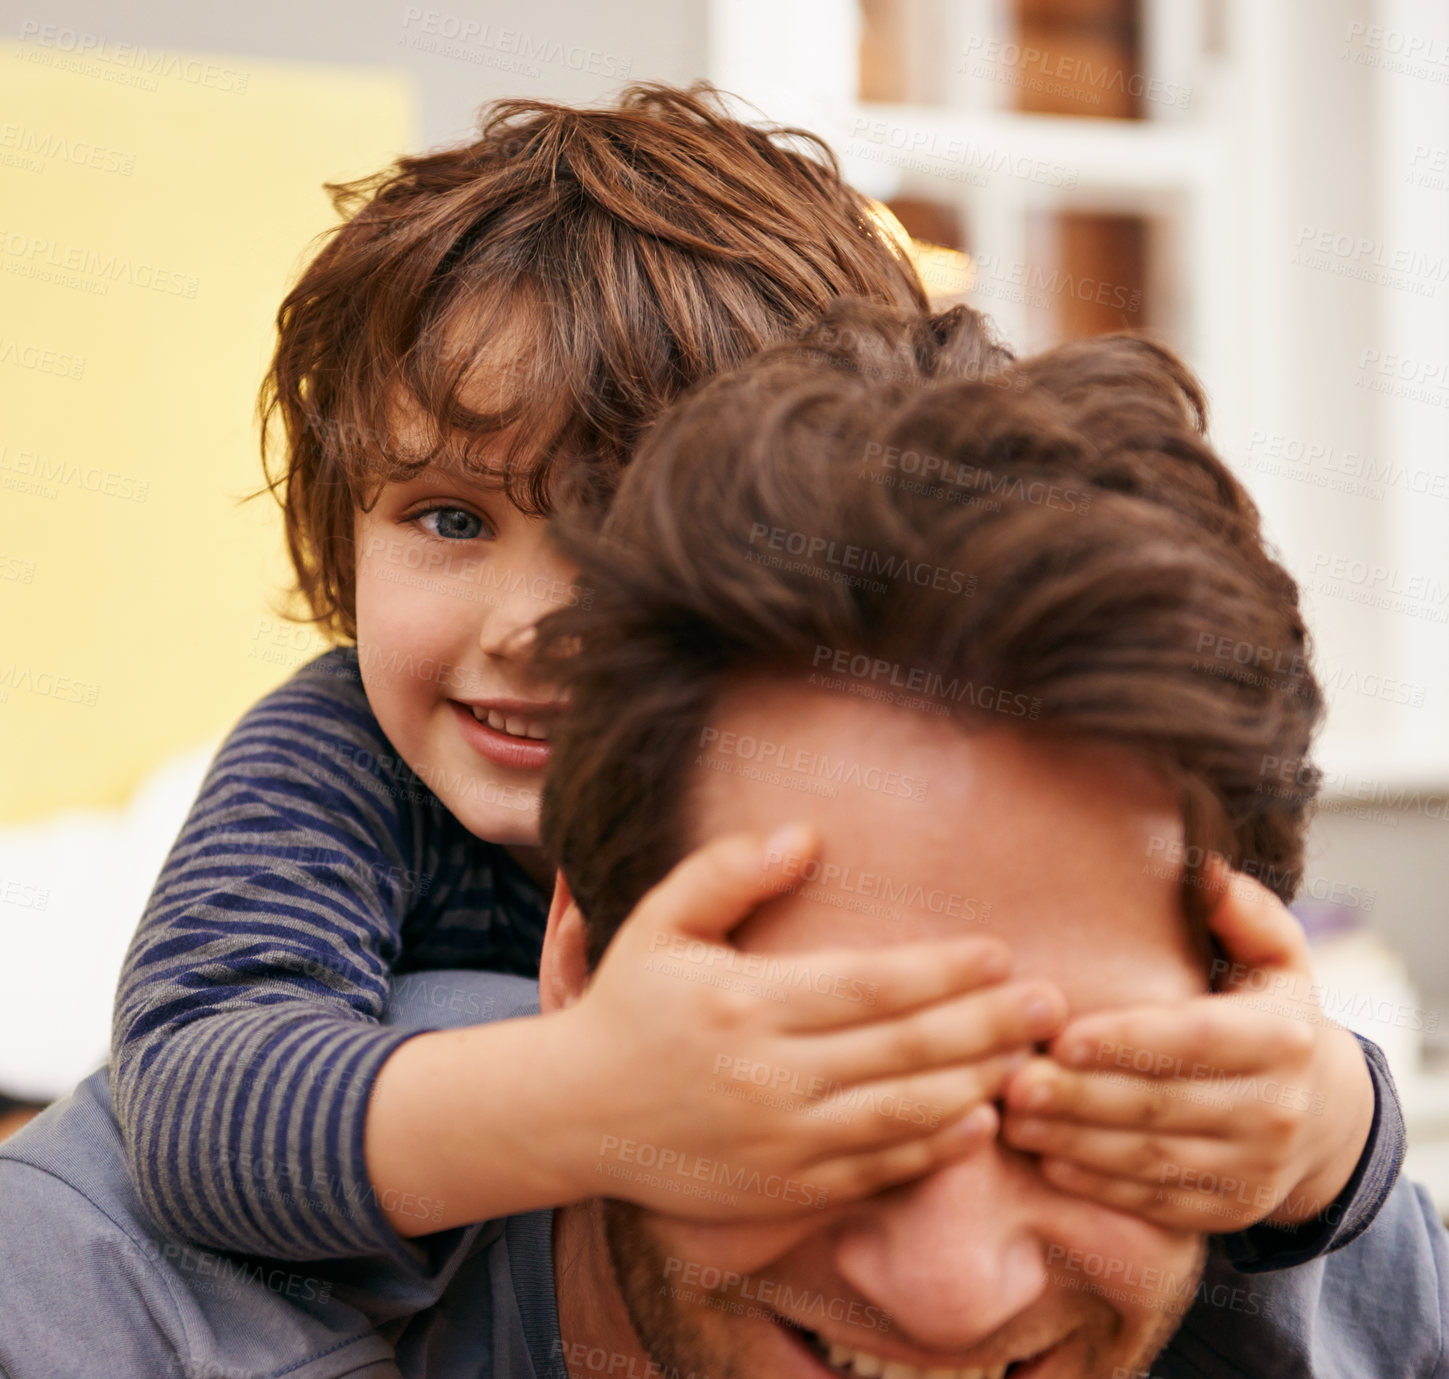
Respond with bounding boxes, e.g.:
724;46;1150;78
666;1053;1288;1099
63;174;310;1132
1;971;1445;1378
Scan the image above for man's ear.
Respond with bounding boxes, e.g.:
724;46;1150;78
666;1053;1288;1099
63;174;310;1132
539;868;591;1013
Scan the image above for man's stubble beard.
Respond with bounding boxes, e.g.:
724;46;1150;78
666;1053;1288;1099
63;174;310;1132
600;1198;1206;1379
1132;1236;1207;1375
602;1198;751;1379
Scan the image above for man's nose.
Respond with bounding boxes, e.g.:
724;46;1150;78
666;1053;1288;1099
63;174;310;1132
831;1150;1050;1353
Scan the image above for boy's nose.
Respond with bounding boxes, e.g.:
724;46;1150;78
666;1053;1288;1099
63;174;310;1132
830;1151;1051;1354
477;601;538;659
476;551;577;661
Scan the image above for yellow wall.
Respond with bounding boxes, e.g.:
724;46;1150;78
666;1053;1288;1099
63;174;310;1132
0;43;414;822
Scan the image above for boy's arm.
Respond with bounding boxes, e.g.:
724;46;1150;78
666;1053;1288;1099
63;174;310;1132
110;652;510;1264
1214;1032;1407;1272
365;1009;592;1233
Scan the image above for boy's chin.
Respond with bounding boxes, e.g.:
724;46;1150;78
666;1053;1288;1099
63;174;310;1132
453;800;543;847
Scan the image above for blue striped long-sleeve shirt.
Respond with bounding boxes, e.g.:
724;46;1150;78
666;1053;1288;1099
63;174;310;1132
110;646;549;1262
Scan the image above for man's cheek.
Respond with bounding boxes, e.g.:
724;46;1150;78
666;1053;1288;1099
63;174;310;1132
647;1216;820;1281
1045;1206;1204;1324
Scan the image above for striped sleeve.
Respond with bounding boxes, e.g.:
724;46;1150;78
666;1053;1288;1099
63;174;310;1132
111;650;449;1261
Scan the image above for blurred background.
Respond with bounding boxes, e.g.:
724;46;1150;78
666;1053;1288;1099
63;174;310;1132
2;0;1448;1207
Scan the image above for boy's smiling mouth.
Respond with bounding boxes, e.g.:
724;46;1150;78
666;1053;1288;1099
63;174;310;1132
448;696;564;770
469;704;553;740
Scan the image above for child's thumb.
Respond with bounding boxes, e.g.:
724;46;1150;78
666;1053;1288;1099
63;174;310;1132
1204;858;1311;988
626;822;818;947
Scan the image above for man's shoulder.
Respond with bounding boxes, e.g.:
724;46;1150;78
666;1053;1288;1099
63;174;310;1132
0;1129;400;1378
1164;1174;1449;1377
0;979;556;1378
0;1145;188;1377
0;1060;513;1378
0;1073;189;1373
385;969;541;1030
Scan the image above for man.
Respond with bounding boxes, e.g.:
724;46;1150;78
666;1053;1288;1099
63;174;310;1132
0;300;1442;1376
525;299;1442;1377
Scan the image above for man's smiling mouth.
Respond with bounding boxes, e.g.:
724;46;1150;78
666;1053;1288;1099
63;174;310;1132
785;1319;1065;1379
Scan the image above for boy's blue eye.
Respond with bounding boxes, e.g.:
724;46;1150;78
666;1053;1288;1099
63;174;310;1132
418;507;489;540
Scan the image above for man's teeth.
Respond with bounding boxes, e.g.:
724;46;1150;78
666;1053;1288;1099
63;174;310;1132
823;1339;1009;1379
471;706;550;741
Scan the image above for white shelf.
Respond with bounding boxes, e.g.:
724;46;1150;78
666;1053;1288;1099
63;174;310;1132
842;103;1219;195
1314;741;1449;802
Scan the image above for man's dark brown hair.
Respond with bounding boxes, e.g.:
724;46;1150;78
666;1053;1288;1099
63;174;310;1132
535;299;1324;967
257;82;928;640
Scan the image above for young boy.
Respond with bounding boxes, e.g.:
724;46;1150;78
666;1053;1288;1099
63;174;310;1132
110;81;1011;1265
111;83;1400;1274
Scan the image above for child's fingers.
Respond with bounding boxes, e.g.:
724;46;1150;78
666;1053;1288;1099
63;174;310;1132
1001;1115;1249;1188
639;1102;1002;1225
1204;858;1314;989
808;1053;1028;1152
771;935;1018;1032
1049;997;1315;1076
1034;1159;1239;1232
808;1104;999;1204
625;824;820;948
1002;1057;1237;1135
804;980;1066;1081
1037;1159;1161;1215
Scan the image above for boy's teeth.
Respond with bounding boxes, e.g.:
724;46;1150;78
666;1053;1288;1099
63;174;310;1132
821;1338;1008;1379
471;706;550;741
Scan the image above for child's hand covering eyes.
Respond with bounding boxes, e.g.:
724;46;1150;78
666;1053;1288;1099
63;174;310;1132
997;860;1376;1233
546;825;1068;1219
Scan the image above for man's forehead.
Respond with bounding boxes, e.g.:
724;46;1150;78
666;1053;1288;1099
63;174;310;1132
687;682;1207;1012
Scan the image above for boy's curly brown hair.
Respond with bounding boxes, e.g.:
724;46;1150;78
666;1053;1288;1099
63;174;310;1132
258;82;928;640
